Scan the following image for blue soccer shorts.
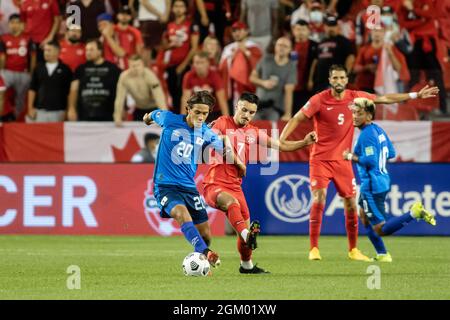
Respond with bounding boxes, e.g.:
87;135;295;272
153;184;208;225
358;191;388;226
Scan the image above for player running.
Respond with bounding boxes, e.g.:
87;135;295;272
143;91;242;268
280;64;439;261
343;97;436;262
203;92;317;274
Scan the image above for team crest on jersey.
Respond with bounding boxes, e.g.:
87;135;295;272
195;137;204;145
246;135;256;144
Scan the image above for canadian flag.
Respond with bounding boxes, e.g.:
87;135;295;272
1;122;161;163
0;121;449;163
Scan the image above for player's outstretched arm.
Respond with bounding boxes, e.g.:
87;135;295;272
374;85;439;104
266;131;317;152
279;109;309;143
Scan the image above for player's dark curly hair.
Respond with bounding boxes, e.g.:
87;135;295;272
186;90;216;112
239;92;259;106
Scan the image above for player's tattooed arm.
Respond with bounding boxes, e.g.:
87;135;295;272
221;135;246;177
265;131;318;151
279;110;309;143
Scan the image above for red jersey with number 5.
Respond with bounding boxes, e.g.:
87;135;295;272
302;89;376;160
204;116;268;190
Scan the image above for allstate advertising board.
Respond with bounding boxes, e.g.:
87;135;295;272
242;163;450;235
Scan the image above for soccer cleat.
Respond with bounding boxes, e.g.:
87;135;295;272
239;264;270;274
348;248;372;262
374;252;393;263
308;247;322;260
410;201;436;226
206;250;221;268
246;220;261;250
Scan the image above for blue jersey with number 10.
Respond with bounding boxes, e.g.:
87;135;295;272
151;110;224;189
354;123;396;194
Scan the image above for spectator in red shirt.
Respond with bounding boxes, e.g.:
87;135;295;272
0;13;36;119
291;19;317;114
398;0;447;115
20;0;61;62
181;51;228;121
307;1;326;43
157;0;200;113
114;5;144;68
219;21;262;108
353;26;409;93
59;23;86;72
355;0;384;48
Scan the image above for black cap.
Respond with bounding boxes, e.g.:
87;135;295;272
324;15;338;26
381;6;394;14
118;5;132;15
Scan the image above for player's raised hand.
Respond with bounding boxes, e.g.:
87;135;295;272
143;112;153;125
304;131;318;145
418;85;439;99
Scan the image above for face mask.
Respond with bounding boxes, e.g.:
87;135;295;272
310;11;323;24
381;15;393;26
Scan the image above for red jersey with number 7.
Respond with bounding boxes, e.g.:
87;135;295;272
301;89;376;160
203;116;268;191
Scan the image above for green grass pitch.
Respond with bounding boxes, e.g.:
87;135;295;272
1;235;449;300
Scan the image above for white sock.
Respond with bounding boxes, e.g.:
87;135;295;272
241;260;253;270
240;229;249;242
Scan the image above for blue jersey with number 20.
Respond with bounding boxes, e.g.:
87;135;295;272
354;123;396;194
151;110;224;189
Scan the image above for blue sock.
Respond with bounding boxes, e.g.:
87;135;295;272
381;213;414;235
365;225;387;254
181;221;208;253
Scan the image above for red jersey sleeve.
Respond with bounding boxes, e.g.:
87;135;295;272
210;116;227;135
301;94;322;118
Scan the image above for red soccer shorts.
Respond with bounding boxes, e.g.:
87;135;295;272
309;159;356;198
203;184;250;221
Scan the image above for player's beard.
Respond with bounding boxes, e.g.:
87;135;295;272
333;84;345;93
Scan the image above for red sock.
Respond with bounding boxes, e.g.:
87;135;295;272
237;236;252;261
227;203;247;235
310;202;324;249
345;206;358;251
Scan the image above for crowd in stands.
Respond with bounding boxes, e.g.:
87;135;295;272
0;0;448;123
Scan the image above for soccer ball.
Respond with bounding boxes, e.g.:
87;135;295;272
182;252;210;277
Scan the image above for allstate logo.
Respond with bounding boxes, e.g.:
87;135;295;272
265;174;313;223
143;175;217;236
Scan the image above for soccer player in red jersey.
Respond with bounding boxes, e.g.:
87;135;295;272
280;64;439;261
203;92;317;273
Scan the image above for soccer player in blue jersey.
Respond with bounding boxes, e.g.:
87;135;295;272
143;91;243;268
343;98;436;262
